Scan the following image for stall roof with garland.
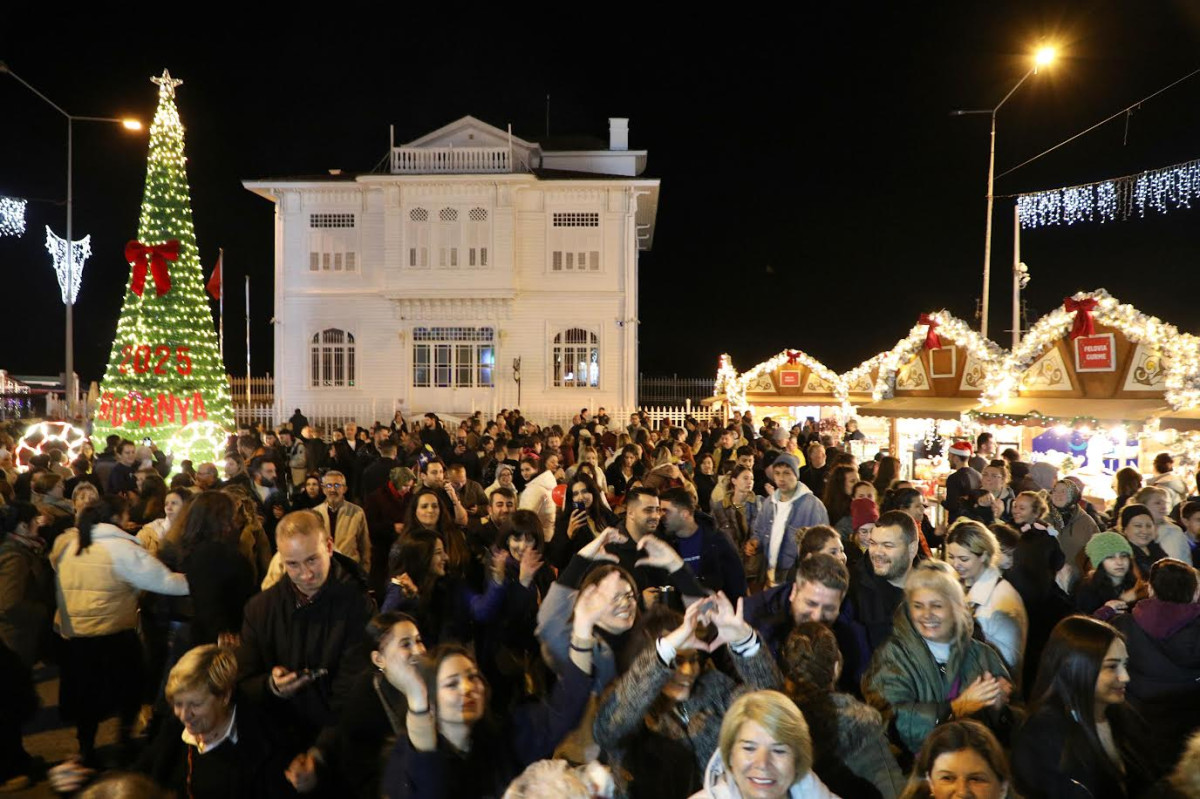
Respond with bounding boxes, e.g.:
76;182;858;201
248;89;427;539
980;289;1200;412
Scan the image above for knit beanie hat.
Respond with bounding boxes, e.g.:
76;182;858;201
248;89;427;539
851;497;880;531
1085;531;1134;569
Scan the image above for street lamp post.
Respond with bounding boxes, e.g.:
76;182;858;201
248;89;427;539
952;46;1055;340
0;63;140;418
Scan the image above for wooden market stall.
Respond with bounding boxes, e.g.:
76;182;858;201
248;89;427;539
716;349;847;431
972;290;1200;502
852;311;1005;479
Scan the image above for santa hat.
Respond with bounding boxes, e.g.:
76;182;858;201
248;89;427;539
948;441;973;459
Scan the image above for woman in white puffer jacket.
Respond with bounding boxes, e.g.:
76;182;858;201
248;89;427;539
518;456;559;541
690;690;840;799
50;495;189;765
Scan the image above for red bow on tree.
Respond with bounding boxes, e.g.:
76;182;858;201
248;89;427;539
918;314;942;350
125;239;179;297
785;350;801;365
1063;297;1098;339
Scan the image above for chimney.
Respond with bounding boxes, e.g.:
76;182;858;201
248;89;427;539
608;118;629;151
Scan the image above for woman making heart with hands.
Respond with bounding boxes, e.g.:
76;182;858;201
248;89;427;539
593;590;783;799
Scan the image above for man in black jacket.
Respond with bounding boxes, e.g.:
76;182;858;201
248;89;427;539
236;511;375;747
659;487;747;601
844;510;918;685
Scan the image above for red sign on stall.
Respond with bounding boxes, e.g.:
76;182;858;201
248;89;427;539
780;370;801;387
1074;334;1115;372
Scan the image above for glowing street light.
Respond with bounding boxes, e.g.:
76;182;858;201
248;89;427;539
0;61;143;416
951;44;1059;340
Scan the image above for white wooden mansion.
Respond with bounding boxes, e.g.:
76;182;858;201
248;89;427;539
243;116;660;424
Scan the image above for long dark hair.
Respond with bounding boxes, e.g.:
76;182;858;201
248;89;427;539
822;465;858;522
1030;616;1150;788
389;529;443;610
567;472;607;525
401;486;455;534
781;622;841;766
873;456;902;497
76;494;129;555
166;491;238;564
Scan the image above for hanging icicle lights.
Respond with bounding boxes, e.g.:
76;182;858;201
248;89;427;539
1017;157;1200;228
0;195;27;237
44;226;92;304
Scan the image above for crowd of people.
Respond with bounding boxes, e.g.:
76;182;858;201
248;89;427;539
2;407;1200;798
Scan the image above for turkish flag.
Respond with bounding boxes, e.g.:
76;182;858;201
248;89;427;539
206;252;221;300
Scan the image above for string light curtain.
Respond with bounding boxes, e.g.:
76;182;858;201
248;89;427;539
1017;157;1200;228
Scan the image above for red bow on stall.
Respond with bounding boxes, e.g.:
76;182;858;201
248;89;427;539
785;350;801;365
125;239;179;297
918;313;942;350
1063;297;1098;339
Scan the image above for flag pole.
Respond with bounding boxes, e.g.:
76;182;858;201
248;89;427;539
245;275;251;408
218;248;224;363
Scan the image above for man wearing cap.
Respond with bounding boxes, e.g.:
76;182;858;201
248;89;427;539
750;452;830;587
944;440;982;523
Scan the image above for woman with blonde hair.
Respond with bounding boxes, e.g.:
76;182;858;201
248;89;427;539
690;689;837;799
946;520;1027;677
863;560;1014;761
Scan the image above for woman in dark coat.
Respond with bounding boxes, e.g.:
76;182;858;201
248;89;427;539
285;612;425;798
1012;616;1162;799
382;637;593;799
546;471;618;571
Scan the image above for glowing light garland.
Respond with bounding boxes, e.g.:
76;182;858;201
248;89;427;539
14;421;88;472
0;196;27;237
981;289;1200;410
841;310;1004;403
715;312;1005;419
44;226;92;304
723;348;841;413
166;419;228;470
1017;157;1200;229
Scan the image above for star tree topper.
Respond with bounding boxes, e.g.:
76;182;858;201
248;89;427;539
151;68;183;97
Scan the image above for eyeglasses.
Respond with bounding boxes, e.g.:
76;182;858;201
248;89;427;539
323;483;346;490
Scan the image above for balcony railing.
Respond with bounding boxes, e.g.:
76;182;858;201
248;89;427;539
392;146;516;174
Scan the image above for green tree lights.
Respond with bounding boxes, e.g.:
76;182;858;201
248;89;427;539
92;69;233;458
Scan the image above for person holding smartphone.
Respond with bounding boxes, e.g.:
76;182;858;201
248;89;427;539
547;473;618;571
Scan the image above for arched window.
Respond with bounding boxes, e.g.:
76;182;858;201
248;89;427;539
552;328;599;388
310;329;356;388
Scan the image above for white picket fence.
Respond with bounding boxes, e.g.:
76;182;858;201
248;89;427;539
234;401;706;436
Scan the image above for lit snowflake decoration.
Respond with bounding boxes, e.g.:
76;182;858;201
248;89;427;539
15;421;88;472
44;226;92;304
166;419;229;469
0;196;26;238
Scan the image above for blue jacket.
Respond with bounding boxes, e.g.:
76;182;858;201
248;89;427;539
750;484;830;579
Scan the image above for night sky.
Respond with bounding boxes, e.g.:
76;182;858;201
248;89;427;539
5;4;1200;387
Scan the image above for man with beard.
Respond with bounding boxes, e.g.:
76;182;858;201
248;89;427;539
844;509;919;685
467;487;517;555
250;457;290;548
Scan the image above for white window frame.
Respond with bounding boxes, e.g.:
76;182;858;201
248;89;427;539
412;326;496;388
548;211;601;273
309;328;356;388
550;327;600;388
308;213;359;274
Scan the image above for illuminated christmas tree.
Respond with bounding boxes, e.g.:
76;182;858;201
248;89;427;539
92;69;233;463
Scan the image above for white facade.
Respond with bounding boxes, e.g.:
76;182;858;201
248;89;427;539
243;116;659;421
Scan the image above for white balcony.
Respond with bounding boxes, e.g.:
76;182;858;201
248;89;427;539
391;146;520;174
